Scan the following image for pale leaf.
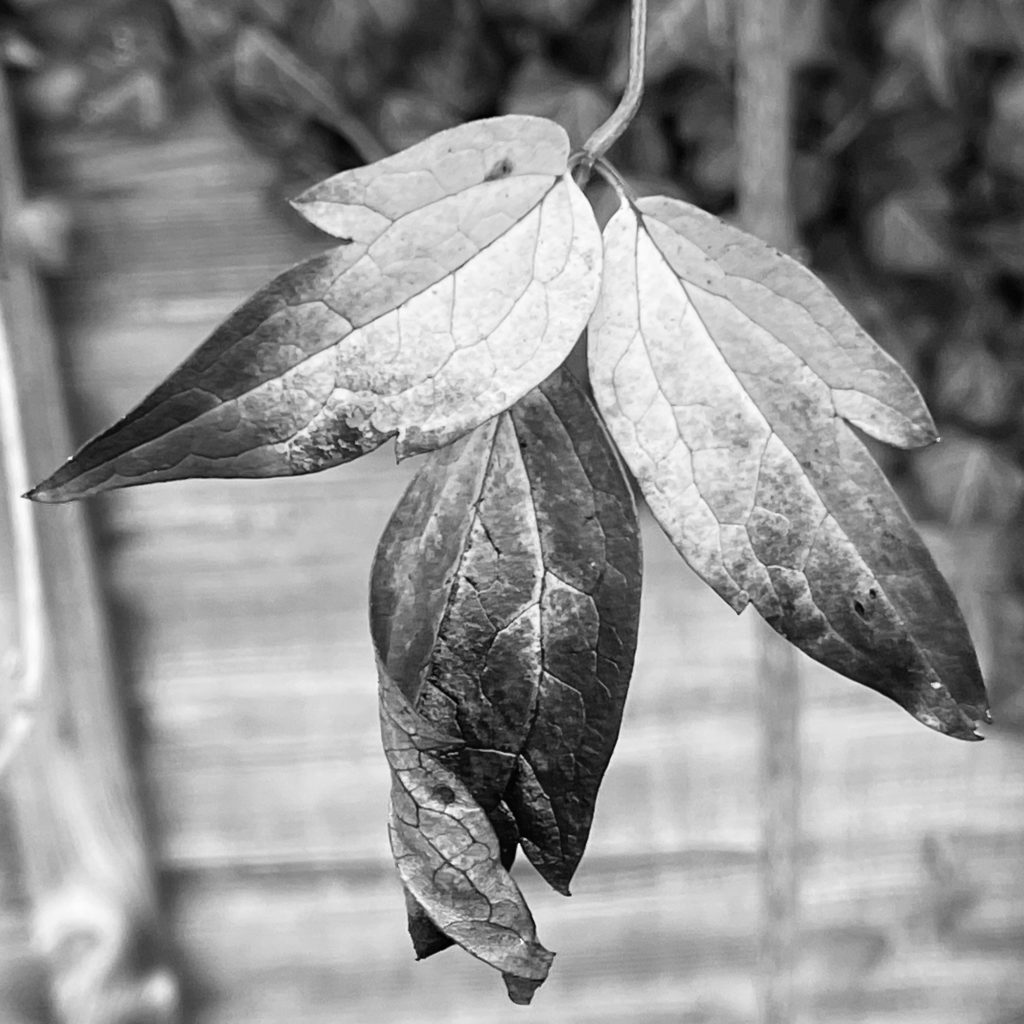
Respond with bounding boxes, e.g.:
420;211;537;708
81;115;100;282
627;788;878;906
29;116;601;502
589;194;989;740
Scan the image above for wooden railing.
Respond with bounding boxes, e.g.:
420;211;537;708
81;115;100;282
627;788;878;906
0;66;180;1024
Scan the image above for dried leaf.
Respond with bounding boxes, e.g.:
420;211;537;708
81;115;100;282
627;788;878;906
371;367;642;996
379;669;553;1005
28;116;602;502
589;194;989;739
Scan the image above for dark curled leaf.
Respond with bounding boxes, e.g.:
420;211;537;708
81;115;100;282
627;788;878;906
589;194;988;740
371;367;642;998
29;116;601;502
379;669;552;1004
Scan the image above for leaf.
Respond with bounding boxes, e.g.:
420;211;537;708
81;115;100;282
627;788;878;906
379;667;553;1005
589;193;989;740
371;367;642;996
28;116;602;502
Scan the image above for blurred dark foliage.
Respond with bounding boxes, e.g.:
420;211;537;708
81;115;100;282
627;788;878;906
3;0;1024;724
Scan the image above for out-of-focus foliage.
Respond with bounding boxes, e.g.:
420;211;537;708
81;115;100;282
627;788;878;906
6;0;1024;720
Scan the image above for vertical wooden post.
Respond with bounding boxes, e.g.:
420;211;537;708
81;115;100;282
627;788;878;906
0;68;181;1024
735;3;802;1024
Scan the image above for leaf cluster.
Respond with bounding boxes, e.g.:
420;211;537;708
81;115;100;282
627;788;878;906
4;0;999;999
20;103;990;996
9;0;1024;501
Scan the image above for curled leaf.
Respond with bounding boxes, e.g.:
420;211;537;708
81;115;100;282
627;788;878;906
29;116;601;502
379;670;553;1005
589;194;988;740
371;367;642;998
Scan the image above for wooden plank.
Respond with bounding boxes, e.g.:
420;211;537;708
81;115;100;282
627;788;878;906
0;68;179;1024
735;0;802;1021
170;864;760;1024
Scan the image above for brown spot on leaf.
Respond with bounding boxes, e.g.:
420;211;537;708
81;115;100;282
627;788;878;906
432;785;456;805
484;156;515;181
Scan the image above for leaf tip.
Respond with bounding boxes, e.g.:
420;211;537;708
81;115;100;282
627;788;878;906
502;972;546;1005
917;694;989;742
23;480;64;503
23;462;90;503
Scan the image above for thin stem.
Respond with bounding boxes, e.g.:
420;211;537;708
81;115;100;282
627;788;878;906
577;155;637;205
578;0;647;183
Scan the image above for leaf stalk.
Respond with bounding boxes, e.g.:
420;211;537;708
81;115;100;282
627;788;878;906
578;0;647;183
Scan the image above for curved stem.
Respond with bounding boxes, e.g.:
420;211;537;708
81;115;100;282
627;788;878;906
578;0;647;183
590;157;637;205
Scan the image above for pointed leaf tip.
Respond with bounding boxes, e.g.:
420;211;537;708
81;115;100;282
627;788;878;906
590;195;988;737
28;117;601;501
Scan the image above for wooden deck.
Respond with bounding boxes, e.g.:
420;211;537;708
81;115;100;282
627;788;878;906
2;94;1024;1023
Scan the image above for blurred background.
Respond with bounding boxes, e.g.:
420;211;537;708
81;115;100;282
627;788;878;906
1;0;1024;1021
